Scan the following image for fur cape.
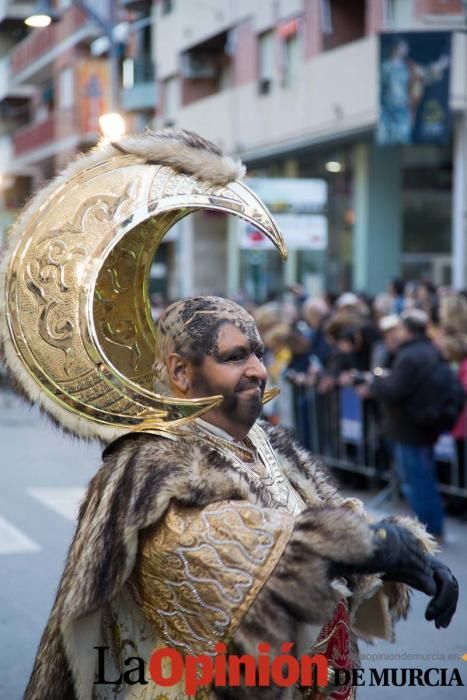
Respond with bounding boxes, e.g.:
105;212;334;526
24;423;436;700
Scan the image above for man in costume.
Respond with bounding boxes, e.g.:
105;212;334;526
0;130;457;700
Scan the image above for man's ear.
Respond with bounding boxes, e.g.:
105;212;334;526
166;353;193;395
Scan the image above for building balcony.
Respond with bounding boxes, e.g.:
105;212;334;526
11;23;55;79
122;82;157;111
12;101;99;167
121;59;157;112
10;6;100;84
13;113;56;156
0;57;35;102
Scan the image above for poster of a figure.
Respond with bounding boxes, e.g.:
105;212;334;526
378;32;451;145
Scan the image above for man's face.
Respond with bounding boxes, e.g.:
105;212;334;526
305;308;321;329
384;326;402;353
398;323;412;345
189;322;268;434
336;339;355;354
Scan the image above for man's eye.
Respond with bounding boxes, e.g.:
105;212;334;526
227;353;244;362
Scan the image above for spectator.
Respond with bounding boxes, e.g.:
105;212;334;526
436;329;467;496
364;309;447;538
261;322;292;425
416;279;439;321
436;293;467;511
324;310;379;387
335;291;361;313
372;314;402;369
301;297;331;367
388;278;406;315
373;293;394;322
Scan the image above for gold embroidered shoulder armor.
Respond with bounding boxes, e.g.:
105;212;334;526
128;500;294;656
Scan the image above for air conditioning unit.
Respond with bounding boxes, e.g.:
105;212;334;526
181;52;217;79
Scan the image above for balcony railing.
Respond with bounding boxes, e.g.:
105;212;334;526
13;114;55;156
11;24;56;77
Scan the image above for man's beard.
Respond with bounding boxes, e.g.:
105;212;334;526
222;385;264;428
192;373;265;429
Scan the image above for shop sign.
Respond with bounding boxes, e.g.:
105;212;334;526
241;177;328;250
246;177;327;214
240;214;327;251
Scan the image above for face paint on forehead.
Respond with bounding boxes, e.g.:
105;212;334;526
211;320;261;359
155;297;260;367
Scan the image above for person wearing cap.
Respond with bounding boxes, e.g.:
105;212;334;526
367;310;447;538
371;314;403;369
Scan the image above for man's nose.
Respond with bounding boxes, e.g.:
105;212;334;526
245;353;268;382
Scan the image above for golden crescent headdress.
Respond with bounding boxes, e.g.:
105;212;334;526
0;129;287;442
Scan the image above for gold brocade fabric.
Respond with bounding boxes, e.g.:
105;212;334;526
129;500;294;657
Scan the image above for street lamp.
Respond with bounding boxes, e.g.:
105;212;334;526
24;1;56;27
325;161;342;173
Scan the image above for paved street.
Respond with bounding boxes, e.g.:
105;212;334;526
0;391;466;699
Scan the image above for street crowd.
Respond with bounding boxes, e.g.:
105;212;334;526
250;280;467;541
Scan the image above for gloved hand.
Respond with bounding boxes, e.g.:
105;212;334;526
424;555;458;629
329;521;458;628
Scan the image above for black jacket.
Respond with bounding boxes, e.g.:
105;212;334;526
370;336;441;446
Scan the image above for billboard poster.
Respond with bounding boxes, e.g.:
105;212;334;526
377;32;451;145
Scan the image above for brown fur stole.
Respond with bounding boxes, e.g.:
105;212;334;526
24;423;419;700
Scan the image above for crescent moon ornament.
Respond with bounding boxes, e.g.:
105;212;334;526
0;130;287;442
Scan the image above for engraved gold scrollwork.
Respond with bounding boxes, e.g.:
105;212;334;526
129;501;294;656
4;154;287;441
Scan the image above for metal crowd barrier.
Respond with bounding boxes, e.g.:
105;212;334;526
289;384;467;502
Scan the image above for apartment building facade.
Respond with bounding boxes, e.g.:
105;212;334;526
154;0;467;299
1;0;466;300
0;0;155;246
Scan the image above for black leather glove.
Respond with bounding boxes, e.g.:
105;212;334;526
330;522;435;594
424;555;459;629
329;521;459;628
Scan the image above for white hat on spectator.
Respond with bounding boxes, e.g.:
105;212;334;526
400;308;429;333
379;314;401;333
373;292;394;317
336;292;359;309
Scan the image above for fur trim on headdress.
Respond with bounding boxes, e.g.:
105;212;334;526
113;128;246;184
